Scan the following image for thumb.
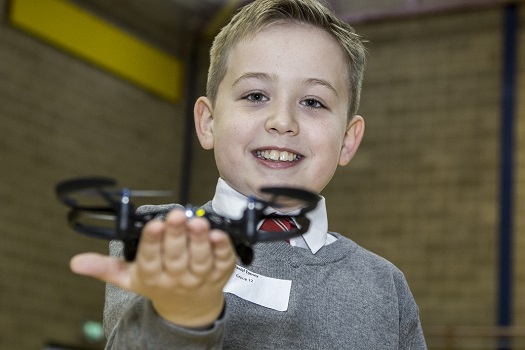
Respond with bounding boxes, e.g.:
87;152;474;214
70;253;132;289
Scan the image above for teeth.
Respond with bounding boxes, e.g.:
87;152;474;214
257;150;300;161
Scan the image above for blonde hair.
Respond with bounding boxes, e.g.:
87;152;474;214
206;0;366;119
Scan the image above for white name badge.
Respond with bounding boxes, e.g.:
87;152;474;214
223;265;292;311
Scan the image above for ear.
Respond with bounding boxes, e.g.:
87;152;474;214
194;96;215;150
338;115;365;166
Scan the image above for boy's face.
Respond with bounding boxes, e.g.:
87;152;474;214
195;22;364;199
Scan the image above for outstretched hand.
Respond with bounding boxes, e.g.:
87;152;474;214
70;209;237;328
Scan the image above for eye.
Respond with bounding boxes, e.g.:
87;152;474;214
244;92;269;103
301;98;325;109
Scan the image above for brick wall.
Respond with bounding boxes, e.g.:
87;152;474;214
0;0;186;348
515;4;525;327
325;6;520;330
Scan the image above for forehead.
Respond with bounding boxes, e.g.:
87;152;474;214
222;22;349;93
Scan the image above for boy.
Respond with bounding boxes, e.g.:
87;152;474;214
70;0;427;348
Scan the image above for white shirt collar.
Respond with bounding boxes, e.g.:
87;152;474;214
211;178;329;254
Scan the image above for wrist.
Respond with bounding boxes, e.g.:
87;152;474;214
153;296;225;329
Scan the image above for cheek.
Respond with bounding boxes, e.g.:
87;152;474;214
213;122;250;164
312;122;345;153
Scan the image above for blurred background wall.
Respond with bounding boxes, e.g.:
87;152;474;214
0;0;524;349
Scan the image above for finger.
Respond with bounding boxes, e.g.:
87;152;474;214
162;209;190;273
187;217;214;277
209;229;234;260
70;253;132;289
135;219;165;277
209;230;237;282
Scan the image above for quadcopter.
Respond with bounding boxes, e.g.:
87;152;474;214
55;177;320;265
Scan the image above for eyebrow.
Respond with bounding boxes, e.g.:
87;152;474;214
232;72;275;87
303;78;339;97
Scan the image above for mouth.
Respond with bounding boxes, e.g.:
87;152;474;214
255;149;302;162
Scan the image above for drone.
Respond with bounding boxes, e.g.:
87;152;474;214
55;177;320;265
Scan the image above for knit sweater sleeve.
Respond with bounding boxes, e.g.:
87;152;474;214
104;296;226;349
102;204;227;350
392;268;427;349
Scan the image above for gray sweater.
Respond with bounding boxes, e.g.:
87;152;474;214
104;204;427;349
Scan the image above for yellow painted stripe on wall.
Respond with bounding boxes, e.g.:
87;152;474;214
9;0;182;102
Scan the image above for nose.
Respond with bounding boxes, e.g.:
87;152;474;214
264;100;299;135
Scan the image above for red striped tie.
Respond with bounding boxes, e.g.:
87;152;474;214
260;216;296;232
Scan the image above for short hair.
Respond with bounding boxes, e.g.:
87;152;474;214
206;0;366;119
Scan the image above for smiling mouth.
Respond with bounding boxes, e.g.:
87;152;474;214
255;150;301;162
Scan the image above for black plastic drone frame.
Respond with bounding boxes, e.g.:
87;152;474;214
55;177;320;265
